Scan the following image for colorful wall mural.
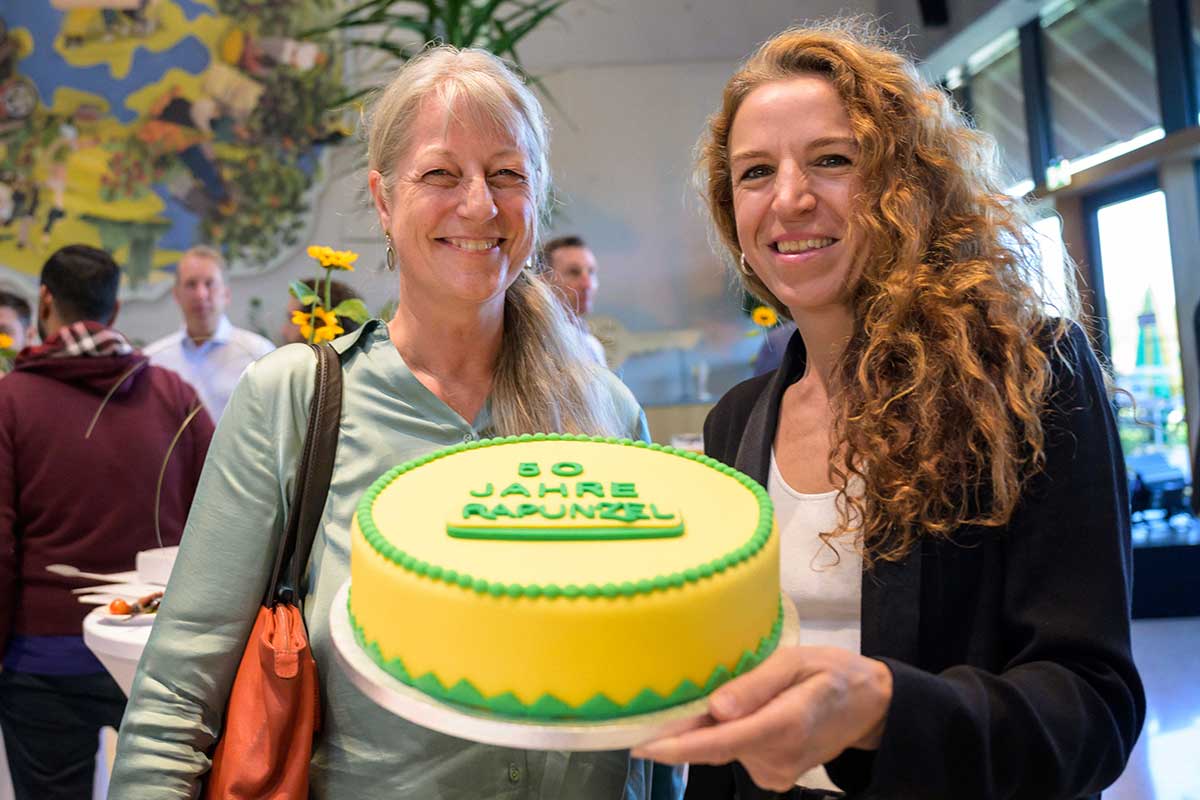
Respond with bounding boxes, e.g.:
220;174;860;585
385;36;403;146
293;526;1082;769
0;1;346;298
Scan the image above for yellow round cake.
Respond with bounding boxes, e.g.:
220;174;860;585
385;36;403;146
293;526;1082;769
349;434;780;720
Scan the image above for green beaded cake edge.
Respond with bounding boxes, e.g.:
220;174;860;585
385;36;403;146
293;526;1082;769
349;592;785;720
354;433;774;599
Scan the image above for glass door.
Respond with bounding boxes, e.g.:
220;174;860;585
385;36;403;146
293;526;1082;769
1084;174;1200;617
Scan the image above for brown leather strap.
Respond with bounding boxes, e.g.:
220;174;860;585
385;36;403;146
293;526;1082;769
267;342;343;607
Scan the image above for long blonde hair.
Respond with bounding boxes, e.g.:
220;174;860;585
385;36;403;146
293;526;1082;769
366;47;623;436
700;22;1076;562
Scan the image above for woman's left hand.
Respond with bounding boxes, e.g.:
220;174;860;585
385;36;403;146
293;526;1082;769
632;646;893;792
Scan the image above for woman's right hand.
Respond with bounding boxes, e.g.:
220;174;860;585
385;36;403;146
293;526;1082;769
633;646;891;792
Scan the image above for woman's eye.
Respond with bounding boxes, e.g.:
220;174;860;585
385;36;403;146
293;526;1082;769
488;169;527;187
739;165;771;181
816;154;852;168
422;169;457;186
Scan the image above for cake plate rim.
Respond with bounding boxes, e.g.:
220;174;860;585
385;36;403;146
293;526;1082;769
329;579;799;751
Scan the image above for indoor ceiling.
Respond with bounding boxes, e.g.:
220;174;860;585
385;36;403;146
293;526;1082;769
516;0;886;71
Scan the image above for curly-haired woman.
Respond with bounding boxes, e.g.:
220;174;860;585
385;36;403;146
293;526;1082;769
635;22;1144;800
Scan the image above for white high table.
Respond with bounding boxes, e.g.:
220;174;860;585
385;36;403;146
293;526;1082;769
82;608;153;697
79;546;178;696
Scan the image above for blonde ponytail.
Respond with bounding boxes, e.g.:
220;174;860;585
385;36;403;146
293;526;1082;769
491;270;624;437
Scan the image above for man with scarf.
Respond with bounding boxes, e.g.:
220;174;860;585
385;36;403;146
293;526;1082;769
0;245;214;799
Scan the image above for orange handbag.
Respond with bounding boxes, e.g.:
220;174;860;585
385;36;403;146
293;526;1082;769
204;343;342;799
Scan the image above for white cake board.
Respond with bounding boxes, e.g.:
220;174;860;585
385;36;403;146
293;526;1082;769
330;580;799;751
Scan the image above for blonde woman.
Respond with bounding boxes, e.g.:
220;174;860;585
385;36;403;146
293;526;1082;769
636;23;1144;799
109;48;680;798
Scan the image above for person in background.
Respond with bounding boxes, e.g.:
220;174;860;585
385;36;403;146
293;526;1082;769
109;47;681;799
542;234;606;363
0;245;213;800
636;23;1143;799
144;245;274;420
279;277;364;345
751;320;797;377
0;289;33;354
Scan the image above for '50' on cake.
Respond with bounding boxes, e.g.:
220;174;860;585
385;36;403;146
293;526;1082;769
349;434;781;721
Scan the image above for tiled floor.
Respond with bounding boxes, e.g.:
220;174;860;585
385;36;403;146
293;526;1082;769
1107;616;1200;800
1;618;1196;799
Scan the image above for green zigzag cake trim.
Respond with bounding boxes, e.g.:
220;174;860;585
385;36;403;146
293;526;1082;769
355;433;774;599
350;595;784;720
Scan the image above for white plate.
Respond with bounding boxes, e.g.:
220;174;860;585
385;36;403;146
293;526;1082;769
330;580;798;751
45;565;138;583
95;611;158;627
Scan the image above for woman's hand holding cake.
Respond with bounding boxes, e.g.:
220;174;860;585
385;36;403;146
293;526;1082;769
636;645;891;791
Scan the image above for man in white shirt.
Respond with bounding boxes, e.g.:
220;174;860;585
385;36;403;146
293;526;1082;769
541;235;606;364
145;245;273;420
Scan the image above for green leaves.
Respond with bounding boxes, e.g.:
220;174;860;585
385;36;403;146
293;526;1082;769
331;298;371;324
308;0;569;98
290;280;319;305
290;282;368;328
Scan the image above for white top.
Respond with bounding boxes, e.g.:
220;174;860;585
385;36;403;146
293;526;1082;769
144;315;274;421
768;449;863;791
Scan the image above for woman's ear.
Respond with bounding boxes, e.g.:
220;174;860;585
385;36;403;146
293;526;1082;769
367;170;390;232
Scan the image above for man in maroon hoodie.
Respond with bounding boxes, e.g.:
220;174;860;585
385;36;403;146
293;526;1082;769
0;245;214;799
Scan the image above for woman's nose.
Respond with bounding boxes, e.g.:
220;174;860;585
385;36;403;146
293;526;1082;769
459;176;498;221
772;166;817;216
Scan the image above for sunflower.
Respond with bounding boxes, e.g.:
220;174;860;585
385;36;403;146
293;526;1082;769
291;309;316;340
311;307;345;342
0;333;13;351
328;249;359;270
306;244;358;271
291;307;344;343
751;305;778;328
306;245;335;266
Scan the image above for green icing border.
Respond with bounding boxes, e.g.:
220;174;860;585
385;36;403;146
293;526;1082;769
350;593;785;720
355;433;774;599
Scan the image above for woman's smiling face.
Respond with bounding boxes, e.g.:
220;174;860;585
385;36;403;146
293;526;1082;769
729;75;861;316
369;94;538;309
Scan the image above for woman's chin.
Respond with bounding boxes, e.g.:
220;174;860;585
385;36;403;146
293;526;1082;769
437;277;517;309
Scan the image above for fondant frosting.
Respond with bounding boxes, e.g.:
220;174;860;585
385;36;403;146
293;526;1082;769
349;434;780;720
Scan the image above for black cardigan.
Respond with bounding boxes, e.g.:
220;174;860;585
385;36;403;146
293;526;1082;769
686;323;1145;800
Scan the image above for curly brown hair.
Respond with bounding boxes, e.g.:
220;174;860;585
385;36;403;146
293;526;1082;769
700;21;1078;563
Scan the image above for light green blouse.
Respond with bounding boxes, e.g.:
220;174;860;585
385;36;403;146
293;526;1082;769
108;320;681;799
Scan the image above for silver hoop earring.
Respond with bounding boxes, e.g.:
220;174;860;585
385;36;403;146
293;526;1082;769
385;234;396;271
738;252;754;277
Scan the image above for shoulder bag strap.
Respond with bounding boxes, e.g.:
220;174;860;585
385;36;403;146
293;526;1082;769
266;342;344;606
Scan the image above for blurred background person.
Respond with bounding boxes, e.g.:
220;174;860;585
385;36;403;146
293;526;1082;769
0;289;34;353
0;244;213;800
542;234;605;363
751;319;797;377
145;245;273;421
0;289;34;376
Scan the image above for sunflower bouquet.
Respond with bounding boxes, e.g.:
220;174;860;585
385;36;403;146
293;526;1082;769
290;245;371;343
